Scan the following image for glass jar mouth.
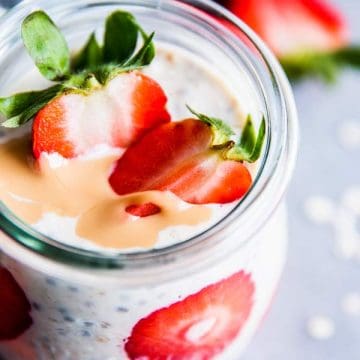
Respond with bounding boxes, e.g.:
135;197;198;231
0;0;298;270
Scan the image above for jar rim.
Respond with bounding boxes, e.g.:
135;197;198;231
0;0;298;273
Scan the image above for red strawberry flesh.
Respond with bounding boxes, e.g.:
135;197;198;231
125;270;255;359
125;202;161;217
109;119;252;204
0;266;33;340
33;71;170;159
110;119;213;193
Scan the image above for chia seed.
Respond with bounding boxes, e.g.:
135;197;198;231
82;330;91;337
64;316;75;322
32;301;41;311
68;286;79;292
101;321;110;329
116;306;128;313
56;328;67;336
57;307;68;315
46;278;57;286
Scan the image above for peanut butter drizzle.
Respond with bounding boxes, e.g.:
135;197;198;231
0;135;212;249
77;192;211;249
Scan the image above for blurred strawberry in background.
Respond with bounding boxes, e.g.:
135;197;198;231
216;0;360;82
227;0;348;56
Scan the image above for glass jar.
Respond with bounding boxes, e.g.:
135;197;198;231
0;0;298;359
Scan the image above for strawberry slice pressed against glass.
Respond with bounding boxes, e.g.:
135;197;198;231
125;271;255;359
0;266;33;340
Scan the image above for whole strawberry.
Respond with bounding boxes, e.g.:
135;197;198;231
226;0;360;82
0;10;170;158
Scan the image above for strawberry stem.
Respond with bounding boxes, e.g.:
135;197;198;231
187;106;234;146
187;106;266;164
84;74;102;89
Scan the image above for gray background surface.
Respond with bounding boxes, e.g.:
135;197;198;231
1;0;359;359
243;0;360;359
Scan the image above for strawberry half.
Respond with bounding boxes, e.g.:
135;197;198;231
0;266;33;340
228;0;349;56
109;109;265;205
0;10;171;157
125;270;255;359
32;71;170;158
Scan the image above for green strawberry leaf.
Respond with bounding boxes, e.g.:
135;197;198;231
333;45;360;68
21;11;70;81
226;116;266;163
1;85;63;128
103;11;139;64
248;116;266;162
238;115;256;155
0;90;47;118
81;11;156;84
187;106;235;146
125;32;155;67
95;64;146;85
281;53;338;83
281;45;360;83
139;29;156;65
72;32;103;72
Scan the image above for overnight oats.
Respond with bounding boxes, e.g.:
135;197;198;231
0;1;298;359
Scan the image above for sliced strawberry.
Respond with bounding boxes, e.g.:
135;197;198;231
125;270;255;359
32;71;170;159
227;0;349;56
108;111;264;205
125;202;161;217
159;156;253;204
0;266;32;340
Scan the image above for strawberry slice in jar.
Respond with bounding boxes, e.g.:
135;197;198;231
125;271;255;359
0;266;33;340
